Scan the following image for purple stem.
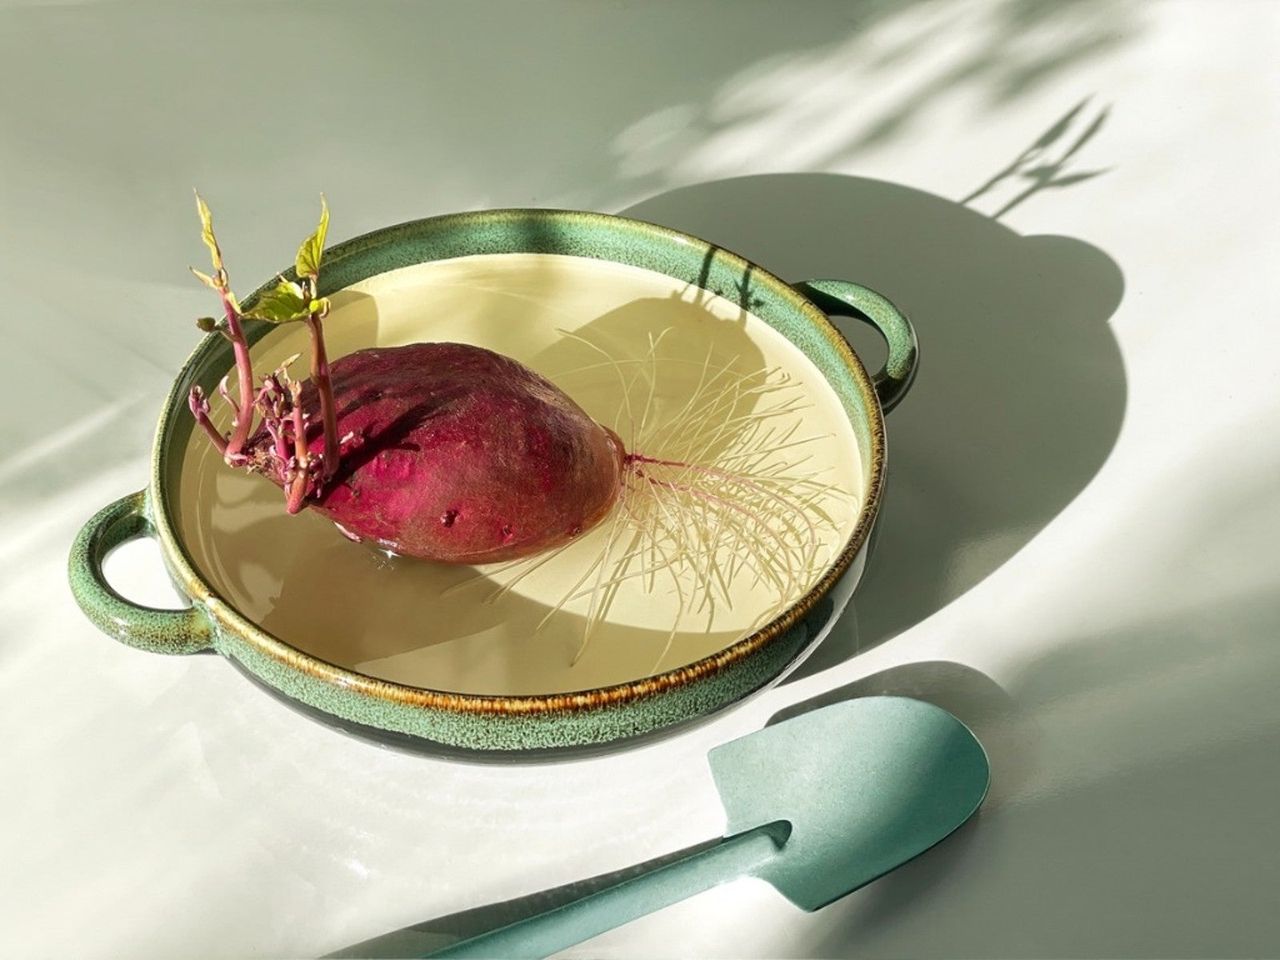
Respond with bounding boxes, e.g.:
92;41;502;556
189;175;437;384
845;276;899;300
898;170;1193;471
305;300;340;482
285;385;311;515
187;387;228;455
221;291;256;459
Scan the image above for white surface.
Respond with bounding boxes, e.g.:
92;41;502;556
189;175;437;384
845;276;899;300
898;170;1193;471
2;1;1278;957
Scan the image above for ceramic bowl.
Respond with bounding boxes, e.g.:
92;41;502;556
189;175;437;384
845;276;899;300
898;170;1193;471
67;209;917;756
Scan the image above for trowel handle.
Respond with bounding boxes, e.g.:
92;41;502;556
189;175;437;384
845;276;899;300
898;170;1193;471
426;822;788;959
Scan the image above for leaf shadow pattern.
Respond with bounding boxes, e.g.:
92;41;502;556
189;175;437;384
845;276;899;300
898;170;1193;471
620;173;1126;677
962;97;1112;219
599;2;1138;200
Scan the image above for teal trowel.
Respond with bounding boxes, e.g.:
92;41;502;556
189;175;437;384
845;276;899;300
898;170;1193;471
349;697;990;959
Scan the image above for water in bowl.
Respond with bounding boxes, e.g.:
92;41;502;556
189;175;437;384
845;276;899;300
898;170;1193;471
177;254;862;695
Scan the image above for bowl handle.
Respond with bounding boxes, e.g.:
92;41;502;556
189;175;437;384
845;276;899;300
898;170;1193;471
794;279;919;414
68;490;214;655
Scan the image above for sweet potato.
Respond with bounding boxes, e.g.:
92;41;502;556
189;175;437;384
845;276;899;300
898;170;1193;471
249;342;624;563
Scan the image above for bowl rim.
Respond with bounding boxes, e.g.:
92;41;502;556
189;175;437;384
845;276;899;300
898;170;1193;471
148;206;887;715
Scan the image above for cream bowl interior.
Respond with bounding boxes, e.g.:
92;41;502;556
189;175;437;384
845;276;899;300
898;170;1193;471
175;253;864;695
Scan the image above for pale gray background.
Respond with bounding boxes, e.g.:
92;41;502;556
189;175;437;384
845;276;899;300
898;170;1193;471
2;1;1278;957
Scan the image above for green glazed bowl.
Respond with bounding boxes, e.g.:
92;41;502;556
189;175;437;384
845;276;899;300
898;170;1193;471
67;209;917;756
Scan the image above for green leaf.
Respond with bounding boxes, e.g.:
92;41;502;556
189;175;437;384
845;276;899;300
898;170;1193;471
244;279;309;324
294;194;329;279
194;191;224;274
308;297;330;317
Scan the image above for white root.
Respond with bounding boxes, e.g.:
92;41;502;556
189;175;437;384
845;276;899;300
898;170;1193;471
448;329;857;670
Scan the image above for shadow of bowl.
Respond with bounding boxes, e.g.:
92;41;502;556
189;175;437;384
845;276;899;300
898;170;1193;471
623;174;1126;674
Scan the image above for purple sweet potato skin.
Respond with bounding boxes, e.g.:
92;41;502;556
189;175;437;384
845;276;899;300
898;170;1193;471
251;343;624;563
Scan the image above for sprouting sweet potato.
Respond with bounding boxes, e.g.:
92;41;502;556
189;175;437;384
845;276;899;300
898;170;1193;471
183;194;850;656
186;195;623;564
